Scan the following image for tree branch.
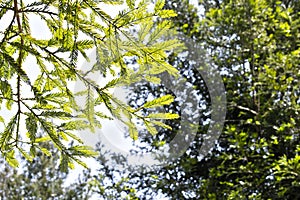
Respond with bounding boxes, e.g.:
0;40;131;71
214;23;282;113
14;0;23;142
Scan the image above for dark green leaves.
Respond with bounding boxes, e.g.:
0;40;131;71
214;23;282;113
25;114;38;142
0;80;13;109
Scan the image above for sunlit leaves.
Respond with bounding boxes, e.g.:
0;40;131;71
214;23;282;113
0;116;4;124
154;0;165;12
146;113;179;119
0;115;17;150
129;126;139;140
148;21;172;44
126;0;135;9
68;145;99;157
18;147;33;162
157;10;177;18
85;86;96;132
138;21;153;41
144;120;158;135
4;150;19;168
40;147;52;157
142;94;175;109
0;0;181;170
60;145;99;171
151;120;172;130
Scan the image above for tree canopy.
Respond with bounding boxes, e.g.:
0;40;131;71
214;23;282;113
75;0;300;199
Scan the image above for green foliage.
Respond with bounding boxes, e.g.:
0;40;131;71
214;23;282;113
77;0;300;199
199;1;300;198
3;0;296;198
142;94;175;109
0;0;182;170
0;143;91;199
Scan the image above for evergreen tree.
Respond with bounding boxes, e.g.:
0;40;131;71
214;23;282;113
0;0;182;170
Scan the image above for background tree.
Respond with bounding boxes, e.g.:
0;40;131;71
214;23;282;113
81;0;300;199
200;0;300;198
0;143;92;199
